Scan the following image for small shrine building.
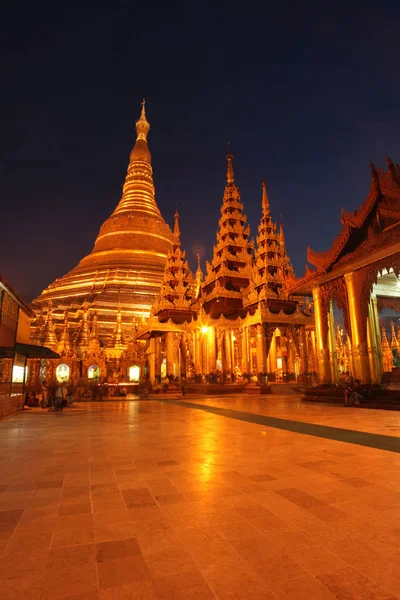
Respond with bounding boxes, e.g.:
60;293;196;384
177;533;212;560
287;157;400;384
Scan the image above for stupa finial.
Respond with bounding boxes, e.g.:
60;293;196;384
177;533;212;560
173;209;181;242
136;98;150;141
261;178;270;216
226;144;234;184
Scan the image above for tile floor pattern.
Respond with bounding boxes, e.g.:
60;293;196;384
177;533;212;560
0;396;399;599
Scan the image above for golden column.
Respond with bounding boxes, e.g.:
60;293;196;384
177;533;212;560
256;324;267;374
208;327;217;374
299;327;308;376
148;338;156;383
165;332;174;376
154;337;161;381
224;331;232;373
366;311;379;384
194;331;202;374
328;304;338;383
202;330;209;375
241;327;250;374
269;330;277;374
311;286;331;383
370;296;383;378
344;272;371;383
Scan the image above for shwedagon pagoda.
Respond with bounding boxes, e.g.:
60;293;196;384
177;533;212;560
2;102;400;394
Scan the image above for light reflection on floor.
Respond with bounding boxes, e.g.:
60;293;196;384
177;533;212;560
0;395;399;599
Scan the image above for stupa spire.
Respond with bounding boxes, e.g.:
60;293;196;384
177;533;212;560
262;179;270;217
90;309;99;341
195;249;203;298
390;320;399;349
226;146;235;184
109;101;160;217
76;303;90;347
153;211;195;319
382;325;394;372
57;311;71;355
173;209;181;242
245;182;293;306
112;307;125;348
43;303;58;349
203;151;254;315
135;98;150;142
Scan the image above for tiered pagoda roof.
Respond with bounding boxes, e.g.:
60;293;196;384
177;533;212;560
202;150;254;317
152;210;196;322
244;180;294;308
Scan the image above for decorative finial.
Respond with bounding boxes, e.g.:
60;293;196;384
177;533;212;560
136;99;150;141
385;154;398;183
196;249;202;271
369;162;381;194
261;178;270;216
226;145;234;184
173;209;180;242
279;217;286;246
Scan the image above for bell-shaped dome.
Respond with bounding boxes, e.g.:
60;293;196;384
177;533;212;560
31;101;173;344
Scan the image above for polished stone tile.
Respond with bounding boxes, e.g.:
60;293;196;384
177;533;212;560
0;394;399;598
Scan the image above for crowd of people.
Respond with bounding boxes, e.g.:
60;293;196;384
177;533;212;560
25;381;74;411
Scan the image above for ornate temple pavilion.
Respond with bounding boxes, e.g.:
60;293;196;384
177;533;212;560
136;151;314;384
287;157;400;384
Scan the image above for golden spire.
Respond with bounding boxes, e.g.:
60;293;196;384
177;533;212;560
135;98;150;141
195;249;203;298
226;146;235;184
196;249;202;273
90;309;98;341
43;303;58;349
262;179;270;217
112;307;125;348
382;325;390;348
57;311;71;355
279;219;286;248
173;209;181;242
390;320;399;349
382;325;394;372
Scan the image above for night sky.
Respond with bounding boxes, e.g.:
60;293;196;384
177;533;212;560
2;1;400;302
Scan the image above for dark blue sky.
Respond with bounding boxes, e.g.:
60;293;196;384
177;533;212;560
2;1;400;301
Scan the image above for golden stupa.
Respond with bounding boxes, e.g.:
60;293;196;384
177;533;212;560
31;102;173;345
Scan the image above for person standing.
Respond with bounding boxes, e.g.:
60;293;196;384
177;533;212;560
41;381;49;408
181;377;186;397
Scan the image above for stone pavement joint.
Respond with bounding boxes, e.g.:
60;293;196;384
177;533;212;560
158;398;400;454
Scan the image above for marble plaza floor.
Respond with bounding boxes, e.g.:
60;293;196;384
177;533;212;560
0;395;400;599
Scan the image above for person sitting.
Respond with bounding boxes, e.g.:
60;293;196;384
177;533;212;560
26;391;40;407
54;383;68;411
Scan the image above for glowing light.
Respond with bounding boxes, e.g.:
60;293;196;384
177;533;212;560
201;326;209;333
129;365;140;382
56;364;70;382
12;365;28;383
88;365;99;379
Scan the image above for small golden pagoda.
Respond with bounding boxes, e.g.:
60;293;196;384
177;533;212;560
135;152;314;383
382;325;394;372
152;210;196;322
30;102;173;348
